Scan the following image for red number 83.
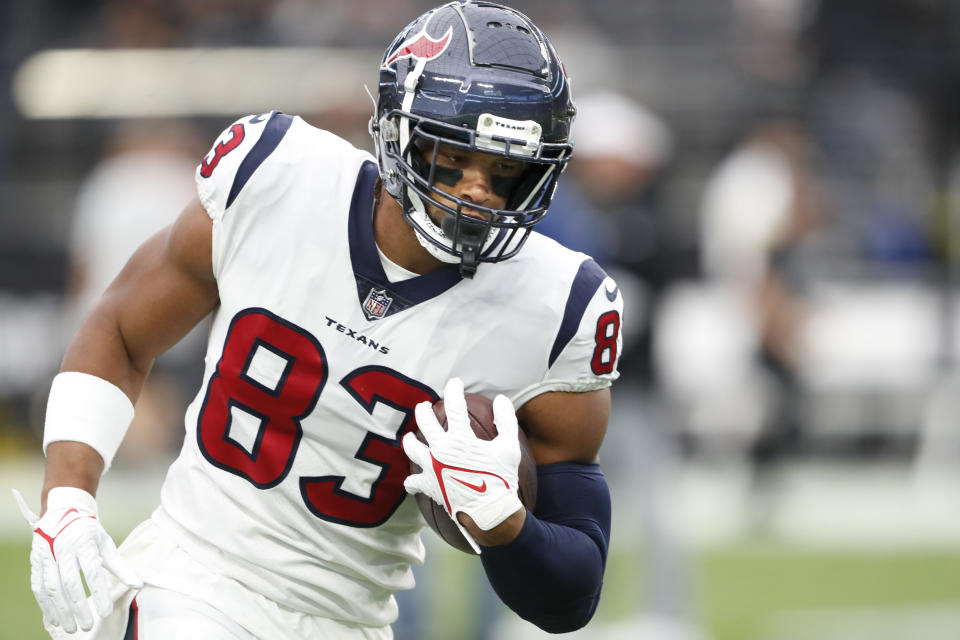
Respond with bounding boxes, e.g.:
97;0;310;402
197;308;438;527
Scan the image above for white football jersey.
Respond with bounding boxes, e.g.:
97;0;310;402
137;111;622;633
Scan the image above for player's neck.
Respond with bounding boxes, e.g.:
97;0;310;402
372;188;446;276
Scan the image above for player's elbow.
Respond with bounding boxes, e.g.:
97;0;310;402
524;591;602;634
486;543;605;634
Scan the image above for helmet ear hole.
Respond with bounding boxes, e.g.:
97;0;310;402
379;115;399;142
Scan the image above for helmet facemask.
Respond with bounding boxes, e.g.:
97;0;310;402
374;108;569;277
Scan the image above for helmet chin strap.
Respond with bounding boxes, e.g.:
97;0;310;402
458;236;481;279
405;190;461;265
403;187;495;278
440;213;490;280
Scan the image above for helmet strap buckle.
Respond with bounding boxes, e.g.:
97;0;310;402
459;235;481;279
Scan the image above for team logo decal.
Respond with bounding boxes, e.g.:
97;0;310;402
362;288;394;321
383;26;453;68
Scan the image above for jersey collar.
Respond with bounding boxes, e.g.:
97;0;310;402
348;161;463;320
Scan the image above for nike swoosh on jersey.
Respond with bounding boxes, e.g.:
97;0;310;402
605;284;619;301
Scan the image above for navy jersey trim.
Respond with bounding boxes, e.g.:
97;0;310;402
548;259;608;368
348;161;462;320
348;162;387;282
226;112;294;209
122;597;138;640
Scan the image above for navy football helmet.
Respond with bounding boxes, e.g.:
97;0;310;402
371;0;575;277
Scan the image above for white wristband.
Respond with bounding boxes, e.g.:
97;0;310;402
43;372;135;474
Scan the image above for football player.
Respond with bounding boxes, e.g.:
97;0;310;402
16;2;623;638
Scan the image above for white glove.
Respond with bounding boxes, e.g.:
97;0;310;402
402;378;524;553
12;486;142;634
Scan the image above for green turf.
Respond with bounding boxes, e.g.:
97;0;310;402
695;545;960;640
1;538;46;640
4;539;960;640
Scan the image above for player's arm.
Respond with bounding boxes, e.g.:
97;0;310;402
43;196;218;504
14;197;217;634
404;386;611;633
454;387;608;542
465;389;612;633
406;362;615;634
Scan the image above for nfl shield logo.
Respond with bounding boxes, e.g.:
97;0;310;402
362;288;393;320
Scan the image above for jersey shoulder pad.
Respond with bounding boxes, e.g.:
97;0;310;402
195;111;295;222
546;257;622;378
509;235;624;405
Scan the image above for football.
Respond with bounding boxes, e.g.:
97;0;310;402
410;393;538;554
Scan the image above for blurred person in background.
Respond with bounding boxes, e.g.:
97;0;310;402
14;2;623;640
62;121;207;466
698;119;823;495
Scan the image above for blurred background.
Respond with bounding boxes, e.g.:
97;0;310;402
3;1;960;639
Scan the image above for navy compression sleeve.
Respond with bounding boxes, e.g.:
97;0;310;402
479;462;611;633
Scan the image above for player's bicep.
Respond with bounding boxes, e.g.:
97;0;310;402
518;388;609;464
101;197;218;363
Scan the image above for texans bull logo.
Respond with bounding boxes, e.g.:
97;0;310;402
383;26;453;68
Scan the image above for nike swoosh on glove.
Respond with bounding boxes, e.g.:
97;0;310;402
402;378;523;553
12;486;142;634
